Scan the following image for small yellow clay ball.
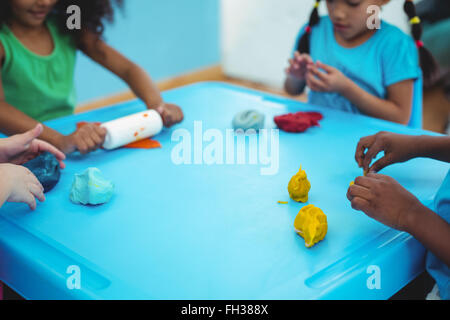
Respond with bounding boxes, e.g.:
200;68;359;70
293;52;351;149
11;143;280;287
350;181;354;186
288;166;311;203
294;204;328;248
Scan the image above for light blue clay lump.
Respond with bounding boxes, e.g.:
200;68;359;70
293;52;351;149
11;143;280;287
232;110;265;131
70;168;114;205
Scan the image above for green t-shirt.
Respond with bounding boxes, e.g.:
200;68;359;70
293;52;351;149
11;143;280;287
0;17;77;122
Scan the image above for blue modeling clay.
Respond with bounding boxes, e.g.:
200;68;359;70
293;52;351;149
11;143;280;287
70;168;114;205
23;152;61;193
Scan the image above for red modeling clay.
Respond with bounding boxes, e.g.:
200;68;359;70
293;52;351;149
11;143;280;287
274;111;323;133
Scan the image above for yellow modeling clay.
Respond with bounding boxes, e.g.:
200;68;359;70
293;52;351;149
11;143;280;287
294;204;328;248
288;166;311;203
350;181;354;186
277;201;288;204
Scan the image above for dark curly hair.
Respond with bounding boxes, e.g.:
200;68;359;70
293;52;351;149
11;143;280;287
0;0;123;46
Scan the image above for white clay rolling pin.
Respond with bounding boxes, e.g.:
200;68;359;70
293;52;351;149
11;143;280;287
101;110;163;150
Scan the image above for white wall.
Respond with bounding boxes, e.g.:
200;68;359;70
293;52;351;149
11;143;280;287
221;0;410;89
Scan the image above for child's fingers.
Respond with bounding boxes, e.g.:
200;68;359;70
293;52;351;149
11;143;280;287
362;140;384;170
303;54;313;64
19;124;44;147
316;60;334;73
353;175;376;189
35;140;66;163
25;168;42;189
80;126;103;151
306;73;327;91
28;182;45;202
308;65;328;82
89;129;105;146
347;183;372;202
24;192;37;211
369;157;391;173
350;196;370;212
78;130;95;150
74;135;89;154
355;136;375;167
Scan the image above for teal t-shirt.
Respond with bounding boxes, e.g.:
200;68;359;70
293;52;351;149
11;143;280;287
293;16;421;114
427;169;450;299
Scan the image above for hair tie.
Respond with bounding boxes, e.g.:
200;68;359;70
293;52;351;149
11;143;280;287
415;40;424;48
410;16;421;24
305;26;312;33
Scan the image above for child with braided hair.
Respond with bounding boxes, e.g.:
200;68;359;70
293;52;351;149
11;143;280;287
285;0;438;125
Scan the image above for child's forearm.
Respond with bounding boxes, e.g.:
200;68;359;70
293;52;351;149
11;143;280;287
0;101;65;149
406;203;450;267
124;64;163;109
340;80;410;124
284;76;306;96
414;135;450;163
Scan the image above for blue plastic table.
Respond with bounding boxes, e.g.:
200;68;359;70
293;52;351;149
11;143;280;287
0;82;448;299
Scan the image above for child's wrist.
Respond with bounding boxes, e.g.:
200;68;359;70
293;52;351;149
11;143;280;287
409;135;425;159
337;76;352;96
0;165;13;198
401;201;428;234
146;97;164;110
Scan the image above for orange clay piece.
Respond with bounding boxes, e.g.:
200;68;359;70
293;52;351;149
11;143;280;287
288;166;311;203
76;121;101;130
294;204;328;248
123;139;162;149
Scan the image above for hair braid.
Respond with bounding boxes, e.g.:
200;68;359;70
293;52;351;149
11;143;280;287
403;0;439;85
297;0;321;54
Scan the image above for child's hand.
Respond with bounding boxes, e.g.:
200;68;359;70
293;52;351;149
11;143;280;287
63;123;107;155
306;61;350;93
156;103;184;128
285;51;314;81
0;163;45;211
347;173;423;231
355;132;417;173
0;124;66;168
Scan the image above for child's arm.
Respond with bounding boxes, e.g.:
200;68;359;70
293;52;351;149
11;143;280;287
347;173;450;267
79;32;183;127
355;132;450;173
0;55;106;155
307;61;414;124
0;163;45;211
284;52;313;95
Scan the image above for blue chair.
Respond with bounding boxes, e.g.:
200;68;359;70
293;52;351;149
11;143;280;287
408;76;423;129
